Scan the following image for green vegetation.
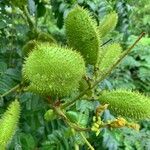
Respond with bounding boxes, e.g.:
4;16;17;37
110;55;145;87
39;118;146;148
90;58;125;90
0;0;149;149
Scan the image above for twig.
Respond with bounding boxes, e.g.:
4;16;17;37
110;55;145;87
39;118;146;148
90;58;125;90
62;32;145;109
74;143;80;150
80;132;95;150
23;6;35;30
0;84;21;98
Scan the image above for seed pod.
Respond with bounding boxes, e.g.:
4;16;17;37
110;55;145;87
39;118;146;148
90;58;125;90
0;100;20;148
98;43;122;73
98;12;118;37
22;43;86;97
65;6;100;65
99;90;150;120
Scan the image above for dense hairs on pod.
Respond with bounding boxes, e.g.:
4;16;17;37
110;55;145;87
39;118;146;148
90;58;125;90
98;12;118;37
22;43;86;97
0;100;20;148
65;6;100;65
98;43;122;73
99;90;150;120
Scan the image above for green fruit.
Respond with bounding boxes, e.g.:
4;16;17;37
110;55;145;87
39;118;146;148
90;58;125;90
66;111;79;123
65;6;100;65
98;43;122;73
99;90;150;120
22;43;86;97
0;100;20;148
44;109;57;121
98;11;118;37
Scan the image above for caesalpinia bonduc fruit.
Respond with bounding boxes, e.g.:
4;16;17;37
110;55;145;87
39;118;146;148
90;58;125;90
99;90;150;120
98;43;122;73
23;43;86;97
0;100;20;149
98;11;118;37
65;6;100;65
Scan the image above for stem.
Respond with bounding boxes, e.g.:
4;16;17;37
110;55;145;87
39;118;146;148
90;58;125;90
62;32;145;109
80;132;95;150
0;84;21;98
23;6;35;30
74;143;79;150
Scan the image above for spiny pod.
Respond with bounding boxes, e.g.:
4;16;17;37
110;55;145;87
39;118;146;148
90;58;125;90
65;6;100;65
98;43;122;73
98;11;118;37
99;90;150;120
0;100;20;148
22;43;86;97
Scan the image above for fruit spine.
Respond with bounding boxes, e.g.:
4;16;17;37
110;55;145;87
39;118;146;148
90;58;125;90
65;6;100;65
23;43;86;97
99;90;150;120
0;100;20;148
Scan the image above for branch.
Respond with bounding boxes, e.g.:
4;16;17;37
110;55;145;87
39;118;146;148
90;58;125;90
62;32;145;109
23;6;35;30
80;132;95;150
0;84;21;98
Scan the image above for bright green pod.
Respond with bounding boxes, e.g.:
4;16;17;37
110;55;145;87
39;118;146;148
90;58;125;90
65;6;100;65
99;11;118;37
98;43;122;73
99;90;150;120
0;100;20;148
22;43;86;97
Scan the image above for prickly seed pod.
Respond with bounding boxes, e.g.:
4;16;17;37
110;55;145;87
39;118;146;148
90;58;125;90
98;43;122;73
23;43;86;97
65;6;100;65
0;100;20;148
99;90;150;120
98;11;118;37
